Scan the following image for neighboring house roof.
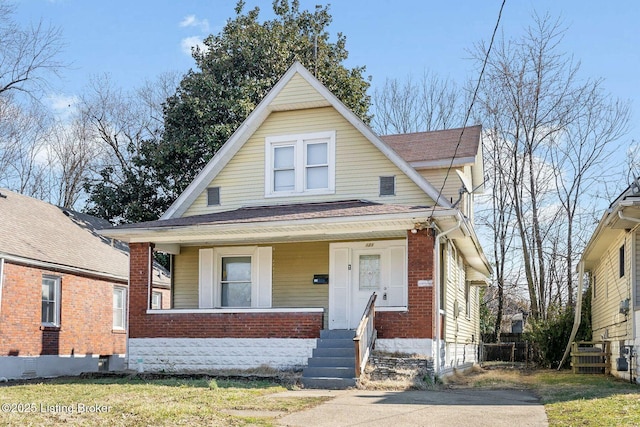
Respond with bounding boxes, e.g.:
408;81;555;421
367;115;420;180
0;188;129;281
581;179;640;269
161;62;456;220
381;125;482;166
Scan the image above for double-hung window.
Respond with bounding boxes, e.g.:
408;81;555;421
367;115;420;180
265;131;335;196
113;287;127;330
41;276;61;326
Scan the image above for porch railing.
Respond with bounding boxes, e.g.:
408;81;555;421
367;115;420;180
353;292;377;378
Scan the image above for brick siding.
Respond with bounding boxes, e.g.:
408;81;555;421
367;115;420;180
128;243;322;339
376;229;435;339
0;262;127;356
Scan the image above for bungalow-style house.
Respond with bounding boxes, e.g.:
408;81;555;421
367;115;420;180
101;62;492;384
578;178;640;383
0;189;170;380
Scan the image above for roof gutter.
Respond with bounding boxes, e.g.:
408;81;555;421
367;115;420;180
618;210;640;223
0;252;128;284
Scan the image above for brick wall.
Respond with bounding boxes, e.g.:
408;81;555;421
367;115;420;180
375;229;434;339
128;243;323;339
0;262;127;356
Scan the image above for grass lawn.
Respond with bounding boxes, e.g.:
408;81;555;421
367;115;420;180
446;367;640;426
0;376;330;426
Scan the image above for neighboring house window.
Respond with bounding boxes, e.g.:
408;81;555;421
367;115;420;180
151;291;162;310
265;131;335;196
207;187;220;206
113;287;127;330
465;281;471;318
619;245;625;278
379;176;395;196
41;276;61;326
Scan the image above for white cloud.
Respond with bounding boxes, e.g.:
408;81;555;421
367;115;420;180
46;93;79;121
179;15;209;32
181;36;209;56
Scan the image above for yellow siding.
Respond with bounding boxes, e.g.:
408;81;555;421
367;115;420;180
173;246;199;308
443;242;479;344
272;242;329;311
419;167;464;207
167;243;331;311
591;230;632;340
183;107;433;217
271;73;327;107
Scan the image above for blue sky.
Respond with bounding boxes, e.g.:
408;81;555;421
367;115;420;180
12;0;640;140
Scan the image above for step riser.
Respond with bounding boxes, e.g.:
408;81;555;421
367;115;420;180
313;347;355;358
307;357;355;368
316;338;355;348
320;330;356;339
303;367;355;378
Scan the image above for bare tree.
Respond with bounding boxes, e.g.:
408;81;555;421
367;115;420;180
0;98;51;197
473;13;630;318
372;71;463;134
0;1;65;98
46;118;97;208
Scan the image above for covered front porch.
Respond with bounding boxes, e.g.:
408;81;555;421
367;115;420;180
104;200;487;372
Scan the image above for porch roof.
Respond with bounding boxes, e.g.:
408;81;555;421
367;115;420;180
100;199;492;276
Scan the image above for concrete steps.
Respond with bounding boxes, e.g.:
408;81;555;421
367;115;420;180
302;329;357;390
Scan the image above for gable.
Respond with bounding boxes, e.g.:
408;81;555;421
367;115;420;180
270;73;329;110
162;62;451;220
183;106;433;216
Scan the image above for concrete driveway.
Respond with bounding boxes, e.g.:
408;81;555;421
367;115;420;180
275;388;548;427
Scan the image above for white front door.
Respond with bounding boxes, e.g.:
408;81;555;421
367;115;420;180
329;240;407;330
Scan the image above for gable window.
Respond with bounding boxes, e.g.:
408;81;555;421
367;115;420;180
113;287;127;330
41;276;61;326
207;187;220;206
379;176;395;196
265;131;335;196
619;245;625;278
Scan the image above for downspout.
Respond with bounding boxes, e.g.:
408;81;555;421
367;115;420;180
433;216;463;376
559;260;584;369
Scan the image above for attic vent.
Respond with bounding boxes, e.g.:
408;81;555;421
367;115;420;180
207;187;220;206
379;176;395;196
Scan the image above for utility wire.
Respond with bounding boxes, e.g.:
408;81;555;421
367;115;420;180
430;0;506;218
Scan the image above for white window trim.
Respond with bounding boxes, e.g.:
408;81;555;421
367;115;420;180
264;130;336;197
42;275;61;327
113;286;127;330
200;246;272;309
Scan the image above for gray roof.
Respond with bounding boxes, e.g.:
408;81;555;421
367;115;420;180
0;188;129;280
109;200;434;231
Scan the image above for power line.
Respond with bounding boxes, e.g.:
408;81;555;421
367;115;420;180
430;0;506;218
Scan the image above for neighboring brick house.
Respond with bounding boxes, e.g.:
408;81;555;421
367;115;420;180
101;62;492;383
0;189;169;379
